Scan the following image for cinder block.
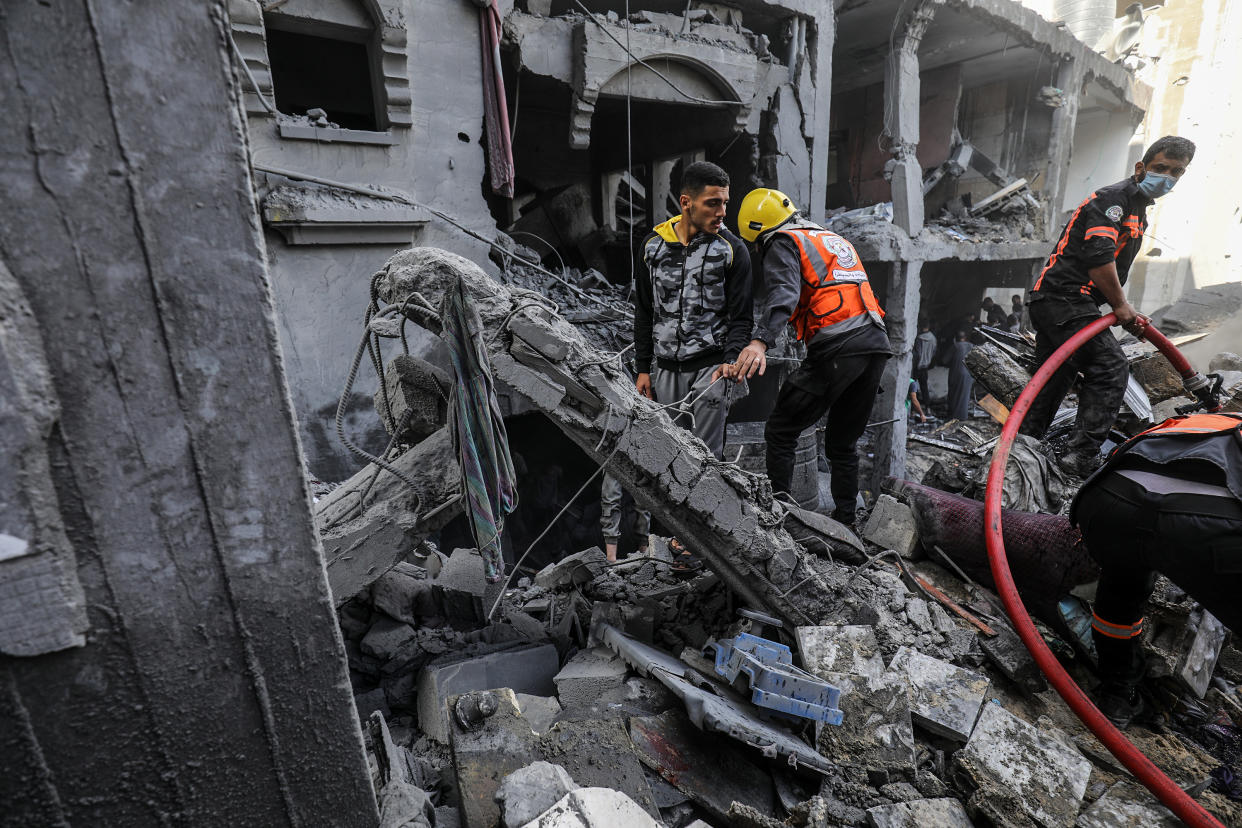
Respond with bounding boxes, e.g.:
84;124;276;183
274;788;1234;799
553;647;628;709
416;642;559;743
863;494;920;558
866;797;973;828
954;702;1091;828
888;647;988;741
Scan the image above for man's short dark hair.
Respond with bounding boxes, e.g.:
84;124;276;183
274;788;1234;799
1142;135;1196;165
680;161;730;196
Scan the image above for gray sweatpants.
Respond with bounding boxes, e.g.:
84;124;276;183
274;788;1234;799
600;473;650;544
652;363;746;460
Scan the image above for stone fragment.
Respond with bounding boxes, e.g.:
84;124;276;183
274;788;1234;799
371;561;432;624
416;642;559;743
1075;782;1180;828
817;671;916;773
553;647;629;708
954;702;1091;828
514;693;561;734
433;548;487;625
448;689;541;828
375;354;449;444
979;627;1047;694
904;598;934;634
888;647;988;741
534;547;608;590
361;616;417;660
496;761;577;828
1210;352;1242;372
866;797;972;828
863;495;920;558
796;625;886;682
521;788;660;828
354;688;390;720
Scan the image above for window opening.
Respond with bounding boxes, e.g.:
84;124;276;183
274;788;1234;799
266;24;382;131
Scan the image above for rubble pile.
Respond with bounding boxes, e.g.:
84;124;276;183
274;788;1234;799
334;248;1242;827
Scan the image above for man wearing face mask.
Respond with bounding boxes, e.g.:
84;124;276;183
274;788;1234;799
1020;135;1195;477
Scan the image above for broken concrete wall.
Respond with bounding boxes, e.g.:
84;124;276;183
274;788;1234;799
0;2;376;823
232;0;510;479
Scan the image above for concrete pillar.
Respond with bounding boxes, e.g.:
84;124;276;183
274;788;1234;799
1043;59;1086;231
806;7;836;223
0;2;378;825
883;1;937;236
871;261;924;494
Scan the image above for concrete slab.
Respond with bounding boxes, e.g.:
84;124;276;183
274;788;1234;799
416;642;559;743
866;797;973;828
863;494;920;558
520;788;660;828
955;702;1091;828
433;548;487;625
554;647;628;709
534;547;608;590
497;761;577;828
537;718;658;818
816;671;916;773
796;625;886;683
448;689;540;828
1075;782;1180;828
889;647;988;741
630;709;776;823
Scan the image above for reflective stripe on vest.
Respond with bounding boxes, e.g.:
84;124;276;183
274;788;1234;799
778;227;885;342
1135;413;1242;437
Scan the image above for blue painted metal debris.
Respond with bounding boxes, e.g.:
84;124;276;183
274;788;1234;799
708;633;844;726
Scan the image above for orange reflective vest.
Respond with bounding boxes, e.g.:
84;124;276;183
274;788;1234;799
776;226;886;342
1078;412;1242;510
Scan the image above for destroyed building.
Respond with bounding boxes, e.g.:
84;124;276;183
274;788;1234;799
5;1;1242;828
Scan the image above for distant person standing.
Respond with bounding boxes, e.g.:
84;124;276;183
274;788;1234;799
912;320;937;407
1020;136;1195;476
947;331;975;421
981;297;1007;327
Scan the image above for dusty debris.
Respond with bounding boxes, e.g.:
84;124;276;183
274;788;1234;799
862;494;920;559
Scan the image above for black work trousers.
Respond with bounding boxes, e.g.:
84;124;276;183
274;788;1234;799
1019;295;1128;454
765;351;887;517
1076;474;1242;682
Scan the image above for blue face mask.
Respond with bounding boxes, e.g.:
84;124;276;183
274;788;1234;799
1137;171;1177;199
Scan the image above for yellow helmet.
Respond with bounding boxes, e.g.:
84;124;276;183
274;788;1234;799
738;188;798;242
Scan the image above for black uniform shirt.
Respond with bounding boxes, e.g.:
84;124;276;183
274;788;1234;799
1032;178;1153;305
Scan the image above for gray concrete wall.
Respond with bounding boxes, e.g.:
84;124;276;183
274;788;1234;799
0;2;378;824
237;0;506;479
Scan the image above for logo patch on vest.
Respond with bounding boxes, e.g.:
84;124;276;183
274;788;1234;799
833;269;866;282
1105;205;1123;222
825;237;858;268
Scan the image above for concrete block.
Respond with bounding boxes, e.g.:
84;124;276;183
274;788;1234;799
534;547;608;590
816;671;916;773
433;548;487;625
888;647;988;741
520;788;660;828
376;354;448;444
448;689;541;828
955;702;1091;828
979;627;1047;695
1075;782;1180;828
797;625;886;682
863;494;920;558
554;647;628;709
866;798;972;828
496;761;578;828
361;616;417;660
417;642;559;743
514;694;561;734
371;562;432;624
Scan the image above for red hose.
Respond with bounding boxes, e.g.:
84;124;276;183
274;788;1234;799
983;313;1226;828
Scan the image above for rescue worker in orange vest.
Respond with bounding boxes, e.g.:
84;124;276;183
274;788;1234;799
1072;412;1242;727
731;189;890;527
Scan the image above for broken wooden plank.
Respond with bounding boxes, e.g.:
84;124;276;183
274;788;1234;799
976;394;1009;425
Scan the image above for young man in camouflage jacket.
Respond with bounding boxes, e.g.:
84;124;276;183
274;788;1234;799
633;161;753;459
